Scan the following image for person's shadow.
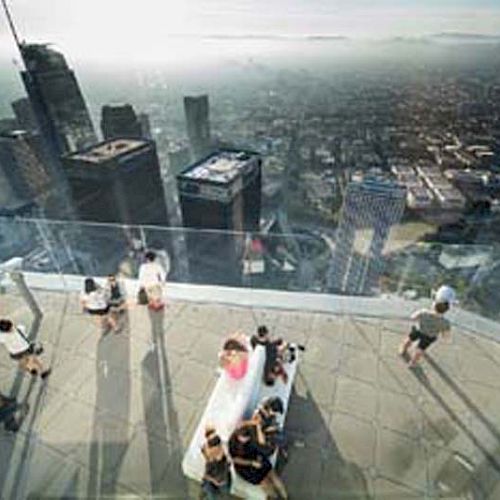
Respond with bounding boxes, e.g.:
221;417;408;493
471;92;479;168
0;313;47;500
86;311;132;497
282;377;371;499
140;307;188;497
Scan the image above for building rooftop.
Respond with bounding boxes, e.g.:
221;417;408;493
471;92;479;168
1;277;500;499
67;139;147;165
180;150;259;184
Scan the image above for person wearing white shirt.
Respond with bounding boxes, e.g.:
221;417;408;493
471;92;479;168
138;251;167;310
80;277;117;332
0;319;51;379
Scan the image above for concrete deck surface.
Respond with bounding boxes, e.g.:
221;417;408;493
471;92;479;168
1;287;500;499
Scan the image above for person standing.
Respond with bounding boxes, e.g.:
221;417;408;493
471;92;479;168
138;251;167;311
399;285;455;368
0;319;51;379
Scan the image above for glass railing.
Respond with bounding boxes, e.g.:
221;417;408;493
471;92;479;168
2;214;500;500
1;216;500;325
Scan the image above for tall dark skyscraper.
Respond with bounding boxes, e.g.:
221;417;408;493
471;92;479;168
327;178;406;295
177;149;262;285
183;95;211;161
19;43;97;157
0;130;52;207
100;104;144;140
1;1;96;219
63;138;169;226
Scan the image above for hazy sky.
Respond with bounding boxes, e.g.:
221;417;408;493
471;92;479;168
1;0;500;63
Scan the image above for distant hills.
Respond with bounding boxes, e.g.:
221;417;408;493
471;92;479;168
429;32;500;42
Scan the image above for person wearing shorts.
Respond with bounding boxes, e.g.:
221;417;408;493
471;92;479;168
399;286;454;367
0;319;51;379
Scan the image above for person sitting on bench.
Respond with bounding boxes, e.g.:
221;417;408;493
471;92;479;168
229;421;288;499
200;425;232;499
250;326;291;386
252;396;287;459
219;333;249;380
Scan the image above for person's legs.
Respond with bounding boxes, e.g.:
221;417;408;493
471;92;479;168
398;336;414;356
25;354;44;374
147;284;164;309
106;312;118;332
408;335;435;367
399;327;420;356
259;476;279;498
200;479;219;500
267;470;288;499
275;364;288;384
17;356;30;373
408;347;425;367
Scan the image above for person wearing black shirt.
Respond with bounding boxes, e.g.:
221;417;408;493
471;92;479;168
200;426;231;499
250;326;288;386
229;420;288;499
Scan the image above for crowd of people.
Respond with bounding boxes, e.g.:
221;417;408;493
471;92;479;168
200;325;303;499
80;250;168;334
0;240;456;498
201;396;289;500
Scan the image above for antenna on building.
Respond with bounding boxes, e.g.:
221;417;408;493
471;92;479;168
1;0;22;50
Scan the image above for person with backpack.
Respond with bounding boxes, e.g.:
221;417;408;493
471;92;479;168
0;319;51;379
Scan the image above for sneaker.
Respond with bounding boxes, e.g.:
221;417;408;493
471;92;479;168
40;369;51;380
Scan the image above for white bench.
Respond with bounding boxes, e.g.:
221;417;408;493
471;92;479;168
182;346;266;481
182;343;300;499
231;349;299;499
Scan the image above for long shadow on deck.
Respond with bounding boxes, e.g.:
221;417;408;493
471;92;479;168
87;312;132;496
0;311;50;500
141;307;188;497
283;381;370;499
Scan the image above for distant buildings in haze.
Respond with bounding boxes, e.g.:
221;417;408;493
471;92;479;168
184;95;211;161
100;104;149;141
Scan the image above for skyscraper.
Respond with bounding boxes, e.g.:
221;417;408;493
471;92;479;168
100;104;143;140
63;138;169;226
327;178;406;295
138;112;152;140
183;95;211;160
19;44;97;157
0;130;52;207
11;97;37;132
177;149;262;285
